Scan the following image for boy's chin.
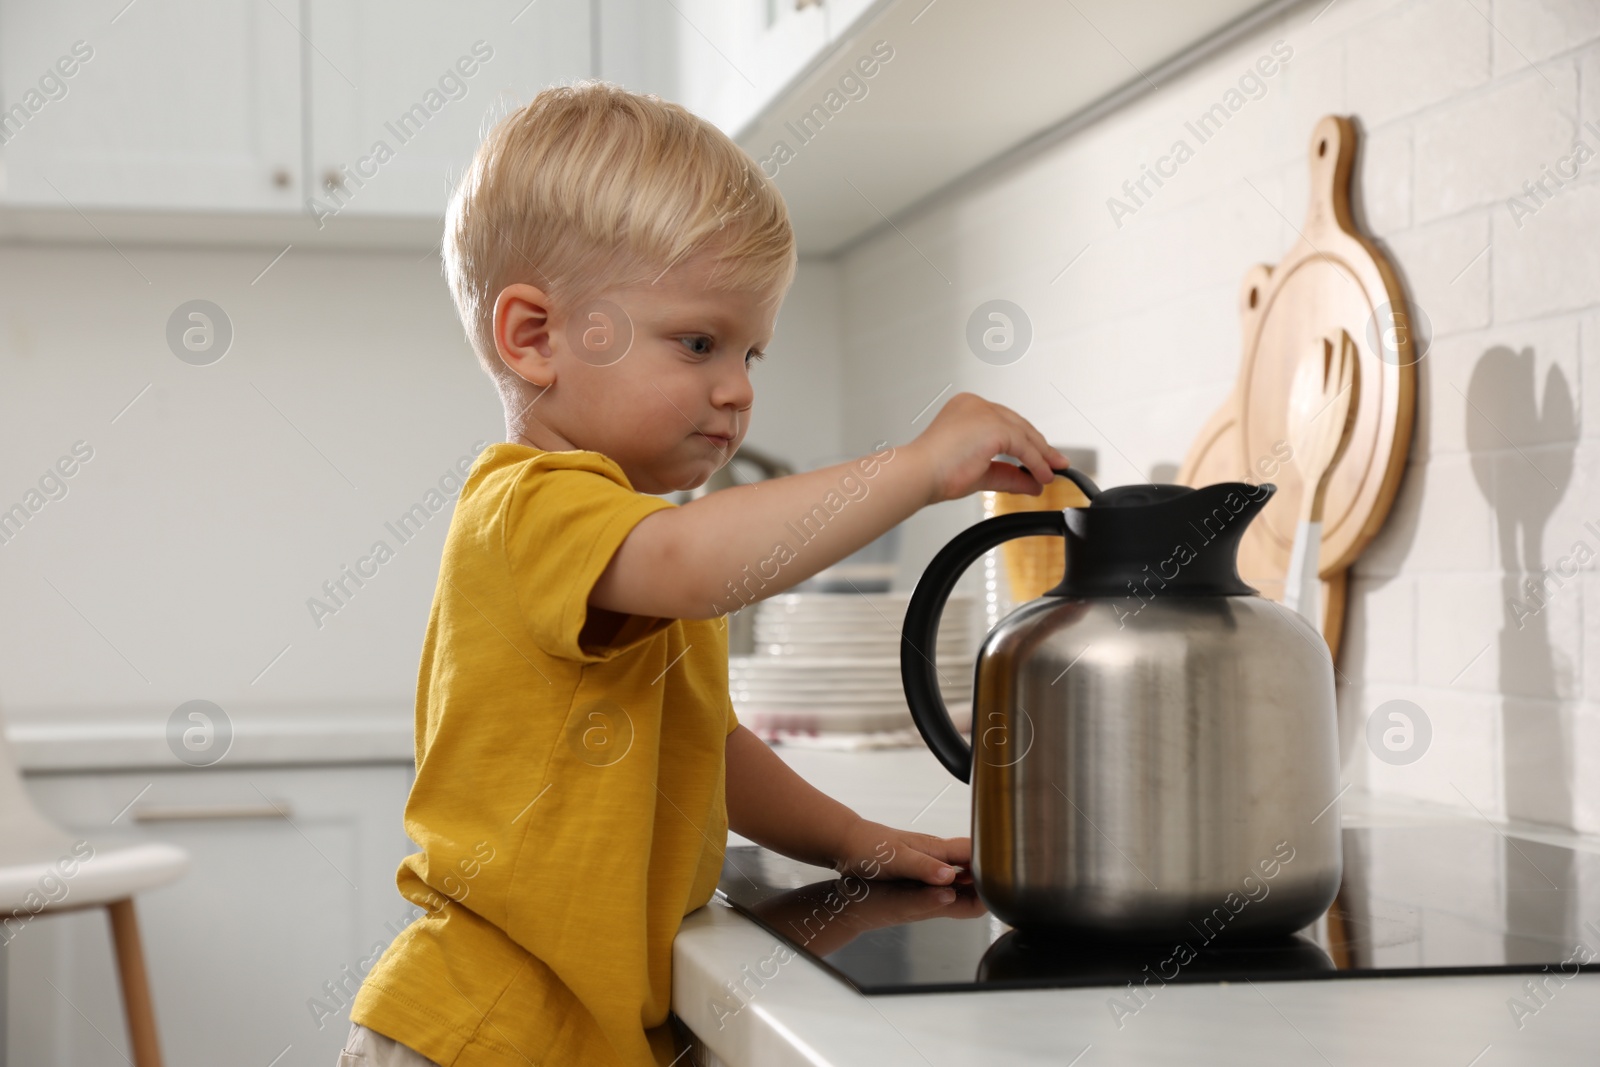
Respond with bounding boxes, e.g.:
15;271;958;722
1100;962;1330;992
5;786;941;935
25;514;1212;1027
672;467;716;493
647;463;716;495
637;449;730;495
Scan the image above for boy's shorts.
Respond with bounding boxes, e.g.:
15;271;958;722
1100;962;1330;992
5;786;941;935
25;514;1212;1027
336;1022;442;1067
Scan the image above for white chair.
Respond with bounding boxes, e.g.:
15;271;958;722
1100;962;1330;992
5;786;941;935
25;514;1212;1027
0;714;188;1067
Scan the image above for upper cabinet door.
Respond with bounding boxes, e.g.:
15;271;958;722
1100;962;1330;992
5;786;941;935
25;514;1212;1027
0;0;302;212
305;0;592;221
679;0;828;136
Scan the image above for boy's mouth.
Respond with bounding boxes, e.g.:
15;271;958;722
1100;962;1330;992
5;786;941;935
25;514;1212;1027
697;432;734;449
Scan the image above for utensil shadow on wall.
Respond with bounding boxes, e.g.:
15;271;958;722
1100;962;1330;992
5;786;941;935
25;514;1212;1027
1467;345;1578;829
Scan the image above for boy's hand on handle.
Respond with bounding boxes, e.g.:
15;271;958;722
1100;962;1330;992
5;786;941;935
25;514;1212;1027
910;392;1070;506
833;815;972;886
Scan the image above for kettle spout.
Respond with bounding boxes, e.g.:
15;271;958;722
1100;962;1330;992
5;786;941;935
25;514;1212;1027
1188;481;1276;535
1173;481;1275;592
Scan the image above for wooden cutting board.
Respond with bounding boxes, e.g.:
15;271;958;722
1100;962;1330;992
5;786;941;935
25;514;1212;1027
1176;115;1416;660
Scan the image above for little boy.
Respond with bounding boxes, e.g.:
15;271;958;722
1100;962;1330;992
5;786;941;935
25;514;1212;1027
340;81;1066;1067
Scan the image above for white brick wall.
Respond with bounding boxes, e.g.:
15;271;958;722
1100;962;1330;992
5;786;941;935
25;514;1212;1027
1412;63;1579;223
1496;182;1600;319
1343;0;1492;127
838;0;1600;832
1384;212;1492;341
1493;0;1600;74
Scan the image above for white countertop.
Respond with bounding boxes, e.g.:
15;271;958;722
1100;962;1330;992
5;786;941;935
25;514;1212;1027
5;705;414;771
675;746;1600;1066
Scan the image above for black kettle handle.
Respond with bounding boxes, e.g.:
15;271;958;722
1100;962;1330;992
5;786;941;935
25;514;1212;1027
901;467;1095;783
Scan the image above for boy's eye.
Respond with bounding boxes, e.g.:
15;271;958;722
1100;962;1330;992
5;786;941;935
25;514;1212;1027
746;349;765;367
681;336;713;356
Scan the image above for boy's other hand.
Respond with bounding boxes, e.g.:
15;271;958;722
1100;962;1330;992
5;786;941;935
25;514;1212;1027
833;816;972;886
910;391;1069;506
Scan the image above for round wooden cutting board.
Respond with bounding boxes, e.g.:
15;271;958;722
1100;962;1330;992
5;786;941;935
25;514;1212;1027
1177;115;1416;659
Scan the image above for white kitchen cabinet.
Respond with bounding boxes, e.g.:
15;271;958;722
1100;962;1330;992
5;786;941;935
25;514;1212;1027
5;762;417;1067
304;0;592;222
0;0;881;235
0;0;304;212
674;0;829;137
730;0;830;136
726;0;887;135
600;0;877;137
737;0;1282;253
0;0;591;222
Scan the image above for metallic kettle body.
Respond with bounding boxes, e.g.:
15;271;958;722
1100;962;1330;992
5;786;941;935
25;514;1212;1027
901;469;1342;940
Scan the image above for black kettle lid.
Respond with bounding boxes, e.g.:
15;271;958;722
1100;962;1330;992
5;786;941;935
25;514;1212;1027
1044;467;1275;598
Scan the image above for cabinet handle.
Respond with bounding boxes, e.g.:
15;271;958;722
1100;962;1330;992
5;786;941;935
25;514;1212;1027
131;803;293;822
271;167;292;189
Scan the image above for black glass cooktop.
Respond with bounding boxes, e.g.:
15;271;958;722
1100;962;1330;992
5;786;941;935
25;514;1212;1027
714;826;1600;994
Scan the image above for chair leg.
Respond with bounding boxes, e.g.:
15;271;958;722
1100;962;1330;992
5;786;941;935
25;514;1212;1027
106;898;164;1067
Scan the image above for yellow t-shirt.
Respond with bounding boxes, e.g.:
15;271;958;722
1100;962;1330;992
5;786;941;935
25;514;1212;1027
351;443;738;1067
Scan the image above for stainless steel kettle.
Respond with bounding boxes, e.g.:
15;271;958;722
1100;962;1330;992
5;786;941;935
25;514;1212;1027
901;467;1342;940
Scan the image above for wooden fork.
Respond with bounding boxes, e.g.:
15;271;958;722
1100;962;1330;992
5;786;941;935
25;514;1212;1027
1282;330;1360;630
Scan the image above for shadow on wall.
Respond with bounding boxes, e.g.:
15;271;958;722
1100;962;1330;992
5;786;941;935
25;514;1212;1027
1466;345;1577;829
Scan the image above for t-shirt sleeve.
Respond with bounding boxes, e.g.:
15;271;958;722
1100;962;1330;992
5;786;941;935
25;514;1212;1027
501;451;679;663
726;698;740;735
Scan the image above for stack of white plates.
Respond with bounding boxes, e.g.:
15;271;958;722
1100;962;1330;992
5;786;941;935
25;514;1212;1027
730;591;975;735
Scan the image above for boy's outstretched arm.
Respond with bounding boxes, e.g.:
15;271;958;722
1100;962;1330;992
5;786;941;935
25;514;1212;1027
590;393;1068;620
724;723;970;885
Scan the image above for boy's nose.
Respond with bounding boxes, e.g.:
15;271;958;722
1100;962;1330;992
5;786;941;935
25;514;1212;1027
711;366;754;412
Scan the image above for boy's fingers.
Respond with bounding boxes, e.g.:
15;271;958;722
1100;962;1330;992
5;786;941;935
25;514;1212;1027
934;835;972;866
1025;434;1066;483
906;833;972;868
989;404;1060;484
984;460;1044;495
889;844;959;885
1016;436;1057;485
857;831;972;884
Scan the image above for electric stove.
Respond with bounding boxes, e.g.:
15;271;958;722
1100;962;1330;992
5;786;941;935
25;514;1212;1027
714;826;1600;993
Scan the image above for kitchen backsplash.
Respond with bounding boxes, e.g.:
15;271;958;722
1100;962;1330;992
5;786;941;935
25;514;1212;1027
834;0;1599;833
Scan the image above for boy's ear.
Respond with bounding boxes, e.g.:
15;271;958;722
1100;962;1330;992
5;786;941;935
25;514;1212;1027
493;284;557;387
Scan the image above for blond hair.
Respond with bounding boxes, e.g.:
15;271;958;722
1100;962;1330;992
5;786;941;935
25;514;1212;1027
443;80;797;374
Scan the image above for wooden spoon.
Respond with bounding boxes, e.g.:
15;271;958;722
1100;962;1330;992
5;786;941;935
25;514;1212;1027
1282;330;1360;630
